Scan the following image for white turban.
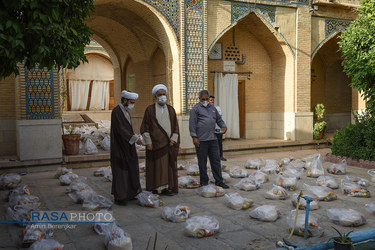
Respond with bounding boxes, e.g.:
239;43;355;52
152;84;168;97
121;90;138;100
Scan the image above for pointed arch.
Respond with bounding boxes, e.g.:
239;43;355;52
311;31;342;61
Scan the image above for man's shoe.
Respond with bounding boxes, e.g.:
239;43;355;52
221;157;227;161
161;189;176;196
217;183;229;189
199;183;208;187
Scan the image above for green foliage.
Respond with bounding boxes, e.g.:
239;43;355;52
338;0;375;115
331;227;353;244
0;0;94;79
331;110;375;160
313;104;327;139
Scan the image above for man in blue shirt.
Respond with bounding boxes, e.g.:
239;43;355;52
189;90;229;188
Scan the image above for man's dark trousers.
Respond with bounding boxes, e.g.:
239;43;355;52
216;133;223;157
195;140;223;185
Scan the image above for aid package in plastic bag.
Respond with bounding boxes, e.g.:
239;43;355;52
245;158;262;169
83;194;113;211
286;210;322;237
233;177;260;191
276;174;298;191
161;205;190;222
208;172;230;184
22;224;54;248
196;184;225;198
316;176;339;189
341;179;370;198
6;205;33;227
261;159;280;174
84;138;98;155
59;172;79;185
306;154;324;177
249;205;281;222
327;160;347;175
327;208;366;227
178;176;200;189
291;193;319;210
186;164;200;176
345;175;370;187
9;193;40;210
0;173;21;189
265;185;289;200
104;223;133;250
250;170;269;184
100;135;111;151
137;191;163;207
54;167;72;178
185;216;219;238
303;183;337;201
224;193;253;210
365;203;375;214
229;166;248;178
29;239;64;250
368;169;375;183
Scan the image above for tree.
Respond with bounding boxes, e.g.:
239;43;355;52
338;0;375;115
0;0;94;79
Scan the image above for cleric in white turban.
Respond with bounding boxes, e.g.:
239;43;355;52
121;90;139;100
110;89;143;205
152;84;168;97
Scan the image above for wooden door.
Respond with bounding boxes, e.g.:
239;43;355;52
238;80;245;138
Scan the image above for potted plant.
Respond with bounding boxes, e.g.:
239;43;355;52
331;227;353;250
313;104;327;140
62;125;81;155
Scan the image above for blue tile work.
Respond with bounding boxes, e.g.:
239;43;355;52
184;0;205;113
143;0;180;39
325;18;351;38
232;2;276;24
22;66;59;119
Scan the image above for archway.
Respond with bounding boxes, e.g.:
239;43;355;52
311;33;352;132
208;12;293;140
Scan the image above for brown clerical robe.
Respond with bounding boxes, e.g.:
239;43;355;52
140;104;180;193
110;105;142;201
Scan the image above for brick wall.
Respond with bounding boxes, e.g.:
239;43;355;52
0;76;16;156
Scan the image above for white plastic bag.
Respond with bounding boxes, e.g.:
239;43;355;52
265;185;289;200
250;170;269;184
54;167;72;178
345;175;370;187
196;184;225;198
29;239;64;250
22;224;53;247
327;208;366;227
288;159;305;170
84;138;98;154
83;194;113;210
0;173;21;189
9;193;39;209
249;205;281;222
261;159;280;174
286;210;321;237
306;154;324;177
368;169;375;183
291;193;319;210
100;135;111;151
6;205;33;226
59;172;79;185
245;158;262;169
137;191;163;207
275;174;298;191
224;193;253;210
303;183;337;201
186;164;200;176
327;160;347;175
280;165;303;179
161;205;190;222
178;176;200;189
104;223;133;250
229;166;248;178
341;179;370;198
233;177;260;191
185;216;219;238
316;176;339;189
280;157;294;166
365;203;375;214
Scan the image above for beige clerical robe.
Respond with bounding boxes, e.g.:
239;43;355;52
140;103;180;192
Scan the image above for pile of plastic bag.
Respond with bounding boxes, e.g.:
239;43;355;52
306;154;324;177
137;191;163;207
185;216;219;238
196;184;225;198
286;210;322;237
229;166;248;178
275;174;298;191
245;158;262;169
161;205;190;222
224;193;253;210
265;185;289;200
249;205;281;222
178;176;200;189
0;173;22;189
327;160;347;175
316;176;339;189
327;208;366;227
303;183;337;201
341;179;370;198
291;193;319;210
233;177;260;191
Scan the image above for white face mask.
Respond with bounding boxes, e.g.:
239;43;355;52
127;104;135;110
202;101;209;107
157;95;167;105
